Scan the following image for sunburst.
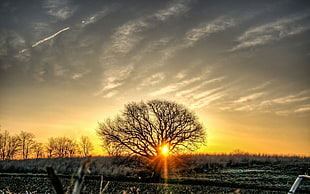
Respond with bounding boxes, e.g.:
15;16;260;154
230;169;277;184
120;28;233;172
160;144;169;157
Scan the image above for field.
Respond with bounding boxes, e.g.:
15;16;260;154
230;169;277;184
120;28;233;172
0;154;310;193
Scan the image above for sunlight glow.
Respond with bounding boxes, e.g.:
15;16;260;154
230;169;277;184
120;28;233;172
160;144;169;157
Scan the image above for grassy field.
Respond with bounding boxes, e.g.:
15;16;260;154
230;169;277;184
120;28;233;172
0;154;309;193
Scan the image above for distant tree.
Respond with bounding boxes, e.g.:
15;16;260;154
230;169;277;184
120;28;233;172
79;136;94;157
19;131;35;159
97;100;206;179
47;137;78;158
33;142;44;159
65;138;78;157
46;137;57;158
5;134;21;160
0;130;10;160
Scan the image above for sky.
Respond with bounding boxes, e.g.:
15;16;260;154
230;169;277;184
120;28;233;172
1;0;310;156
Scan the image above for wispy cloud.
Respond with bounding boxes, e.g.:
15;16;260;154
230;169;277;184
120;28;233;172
184;16;236;46
72;73;83;80
231;13;310;51
154;0;190;21
176;76;225;98
0;30;30;66
138;73;165;89
103;91;118;98
249;81;272;91
190;92;224;109
193;87;224;100
108;0;190;55
31;27;70;48
294;104;310;113
44;0;75;20
150;77;200;96
153;16;237;64
272;90;310;104
234;105;255;112
97;0;192;97
94;64;134;97
53;64;66;77
0;31;26;55
110;20;149;54
235;92;265;103
275;110;291;116
275;104;310;116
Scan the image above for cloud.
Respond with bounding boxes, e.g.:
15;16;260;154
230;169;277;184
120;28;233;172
0;30;30;68
249;81;272;91
176;76;225;98
294;104;310;113
175;71;187;79
138;73;165;89
234;105;255;112
231;13;310;51
44;0;75;20
235;92;265;103
103;91;118;98
153;16;237;64
108;0;190;55
274;104;310;116
72;73;83;80
110;20;149;54
194;87;224;100
94;64;134;97
94;1;192;101
96;0;193;97
231;89;310;114
53;64;66;77
190;92;224;109
272;90;310;104
275;110;291;116
31;27;70;48
150;77;200;96
0;30;26;56
184;16;236;46
154;0;190;21
178;78;226;109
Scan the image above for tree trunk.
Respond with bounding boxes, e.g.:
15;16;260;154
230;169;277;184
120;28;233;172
150;157;163;182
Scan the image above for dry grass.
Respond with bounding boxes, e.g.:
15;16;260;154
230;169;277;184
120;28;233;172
0;154;309;193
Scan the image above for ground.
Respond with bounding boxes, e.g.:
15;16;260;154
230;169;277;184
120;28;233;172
0;155;309;193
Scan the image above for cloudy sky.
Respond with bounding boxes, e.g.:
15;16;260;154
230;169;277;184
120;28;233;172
1;0;310;155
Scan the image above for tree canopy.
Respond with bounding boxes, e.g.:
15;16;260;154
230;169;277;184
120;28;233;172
97;99;206;159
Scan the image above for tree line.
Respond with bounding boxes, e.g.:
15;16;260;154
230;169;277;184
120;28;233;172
0;129;94;160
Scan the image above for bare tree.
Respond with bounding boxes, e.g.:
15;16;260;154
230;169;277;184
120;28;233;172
79;136;94;157
33;142;44;159
47;137;78;158
0;130;9;160
6;134;21;160
97;100;206;178
19;131;35;159
46;137;57;158
65;138;78;157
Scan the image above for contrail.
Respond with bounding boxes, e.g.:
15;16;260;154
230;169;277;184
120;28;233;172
32;27;70;47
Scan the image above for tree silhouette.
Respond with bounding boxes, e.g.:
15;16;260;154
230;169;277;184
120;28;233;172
33;142;44;159
97;99;206;179
46;137;78;158
79;136;94;157
19;131;35;159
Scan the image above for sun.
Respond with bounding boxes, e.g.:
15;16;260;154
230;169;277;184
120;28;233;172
160;144;169;157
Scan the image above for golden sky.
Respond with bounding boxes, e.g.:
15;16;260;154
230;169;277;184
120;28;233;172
1;0;310;156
